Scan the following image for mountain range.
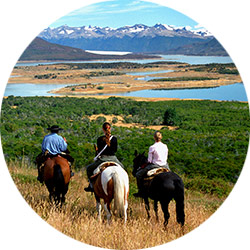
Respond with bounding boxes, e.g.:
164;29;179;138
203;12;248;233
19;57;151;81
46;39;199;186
19;23;228;61
19;37;159;61
38;23;228;56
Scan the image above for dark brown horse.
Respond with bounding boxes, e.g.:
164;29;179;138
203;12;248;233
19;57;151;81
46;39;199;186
43;156;71;205
133;151;185;227
90;162;129;223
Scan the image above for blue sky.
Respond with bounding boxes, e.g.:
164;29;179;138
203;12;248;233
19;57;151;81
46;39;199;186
50;0;199;29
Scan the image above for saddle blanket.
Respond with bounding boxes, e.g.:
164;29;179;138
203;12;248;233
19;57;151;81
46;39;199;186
147;167;170;177
93;161;120;175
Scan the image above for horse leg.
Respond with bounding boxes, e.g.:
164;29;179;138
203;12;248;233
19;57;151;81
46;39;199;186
104;201;112;223
46;182;55;203
144;197;150;219
154;200;159;222
61;183;69;205
95;197;102;222
160;199;170;227
124;199;128;224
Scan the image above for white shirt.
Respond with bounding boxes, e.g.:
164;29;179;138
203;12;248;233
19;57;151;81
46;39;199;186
148;141;168;166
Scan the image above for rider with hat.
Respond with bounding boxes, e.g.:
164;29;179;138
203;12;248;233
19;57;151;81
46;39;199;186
36;125;74;183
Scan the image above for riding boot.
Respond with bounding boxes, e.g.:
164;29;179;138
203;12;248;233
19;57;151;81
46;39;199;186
133;178;145;198
69;162;74;177
84;179;94;192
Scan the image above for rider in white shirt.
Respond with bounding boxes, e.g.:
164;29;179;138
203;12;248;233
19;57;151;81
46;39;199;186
134;131;170;197
148;139;168;167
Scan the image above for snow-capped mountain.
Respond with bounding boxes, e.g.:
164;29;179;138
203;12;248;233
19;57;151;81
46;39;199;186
38;23;218;55
39;23;212;40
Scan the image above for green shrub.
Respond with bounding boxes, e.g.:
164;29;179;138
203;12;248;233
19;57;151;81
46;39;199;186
163;108;181;126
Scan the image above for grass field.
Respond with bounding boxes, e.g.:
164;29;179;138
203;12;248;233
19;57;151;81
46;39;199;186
8;160;224;250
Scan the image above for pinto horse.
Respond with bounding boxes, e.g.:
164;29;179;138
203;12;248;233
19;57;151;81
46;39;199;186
132;151;185;227
43;156;71;205
90;162;129;223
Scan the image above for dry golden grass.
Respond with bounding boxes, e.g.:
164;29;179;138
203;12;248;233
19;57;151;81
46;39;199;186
8;162;223;250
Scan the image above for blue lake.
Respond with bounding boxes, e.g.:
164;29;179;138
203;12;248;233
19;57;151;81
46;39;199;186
16;55;233;66
5;55;248;102
4;82;248;102
113;83;248;102
4;83;75;97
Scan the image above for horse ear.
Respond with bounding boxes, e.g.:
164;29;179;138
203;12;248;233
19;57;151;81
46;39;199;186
142;151;145;156
134;150;138;156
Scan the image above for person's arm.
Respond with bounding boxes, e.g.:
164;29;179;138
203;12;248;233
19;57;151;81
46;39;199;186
148;146;154;163
109;136;117;153
41;136;47;153
59;136;68;152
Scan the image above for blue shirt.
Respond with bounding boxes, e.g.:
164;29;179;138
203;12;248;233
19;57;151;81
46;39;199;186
42;133;67;155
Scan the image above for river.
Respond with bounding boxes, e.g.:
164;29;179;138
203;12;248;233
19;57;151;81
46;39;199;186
15;55;233;66
113;83;248;102
5;55;248;102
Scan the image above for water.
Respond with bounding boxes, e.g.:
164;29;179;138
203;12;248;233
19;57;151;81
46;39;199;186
6;55;247;101
127;70;174;81
159;55;233;65
4;82;248;102
4;83;76;97
16;55;233;67
114;83;248;102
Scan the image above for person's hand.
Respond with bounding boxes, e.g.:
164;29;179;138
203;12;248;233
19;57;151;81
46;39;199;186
63;137;67;143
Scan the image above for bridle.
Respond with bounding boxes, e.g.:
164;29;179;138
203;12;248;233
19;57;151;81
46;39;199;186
134;154;148;173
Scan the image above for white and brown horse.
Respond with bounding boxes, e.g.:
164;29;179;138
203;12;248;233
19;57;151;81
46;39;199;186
90;162;129;223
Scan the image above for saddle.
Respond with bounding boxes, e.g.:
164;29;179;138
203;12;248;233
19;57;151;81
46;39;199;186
144;167;170;181
90;161;120;180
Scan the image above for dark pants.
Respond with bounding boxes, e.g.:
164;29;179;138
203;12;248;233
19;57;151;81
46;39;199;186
135;163;170;179
86;155;124;179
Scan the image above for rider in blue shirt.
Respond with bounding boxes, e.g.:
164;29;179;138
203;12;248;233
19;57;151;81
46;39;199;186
42;132;68;155
36;125;74;183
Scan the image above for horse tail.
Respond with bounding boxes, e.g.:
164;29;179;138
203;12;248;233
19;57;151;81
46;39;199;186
53;164;65;201
174;177;185;226
112;170;125;218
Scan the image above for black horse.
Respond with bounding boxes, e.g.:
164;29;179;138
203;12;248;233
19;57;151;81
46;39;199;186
132;151;185;227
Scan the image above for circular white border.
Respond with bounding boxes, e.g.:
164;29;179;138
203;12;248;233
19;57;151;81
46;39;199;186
0;1;249;250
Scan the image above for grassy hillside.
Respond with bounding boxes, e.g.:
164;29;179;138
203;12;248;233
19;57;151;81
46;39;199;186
1;96;249;197
8;160;224;249
1;95;249;248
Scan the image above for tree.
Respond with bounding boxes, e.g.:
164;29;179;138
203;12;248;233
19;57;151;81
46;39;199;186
163;108;180;126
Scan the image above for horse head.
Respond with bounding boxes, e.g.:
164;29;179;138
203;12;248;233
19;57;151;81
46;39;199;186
132;150;147;177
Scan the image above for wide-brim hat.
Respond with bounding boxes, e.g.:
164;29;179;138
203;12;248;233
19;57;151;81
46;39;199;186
47;125;63;132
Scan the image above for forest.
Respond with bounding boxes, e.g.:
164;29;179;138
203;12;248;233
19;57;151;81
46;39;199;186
1;96;249;197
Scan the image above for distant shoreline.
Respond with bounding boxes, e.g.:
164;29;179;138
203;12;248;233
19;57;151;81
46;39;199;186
9;60;242;99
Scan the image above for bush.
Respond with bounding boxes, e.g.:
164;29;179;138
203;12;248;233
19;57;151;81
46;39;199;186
163;108;180;126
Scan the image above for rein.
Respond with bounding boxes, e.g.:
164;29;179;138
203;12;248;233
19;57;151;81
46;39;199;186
140;162;148;169
94;135;113;161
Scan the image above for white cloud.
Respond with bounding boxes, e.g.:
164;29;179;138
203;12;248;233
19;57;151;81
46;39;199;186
63;0;160;17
